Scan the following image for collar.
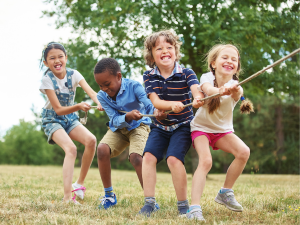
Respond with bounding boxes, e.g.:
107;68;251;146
105;78;125;100
149;62;183;78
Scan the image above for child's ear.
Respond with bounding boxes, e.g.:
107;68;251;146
117;72;122;80
211;62;216;69
43;61;48;67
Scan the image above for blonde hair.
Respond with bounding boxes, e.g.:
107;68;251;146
143;30;182;68
205;44;254;114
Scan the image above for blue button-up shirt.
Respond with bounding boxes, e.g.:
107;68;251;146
97;78;155;132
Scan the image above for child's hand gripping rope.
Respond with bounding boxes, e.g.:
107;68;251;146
82;47;300;122
80;104;104;125
164;47;300;115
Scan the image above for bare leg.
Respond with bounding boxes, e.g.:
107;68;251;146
191;136;212;205
215;133;250;189
69;125;97;185
142;152;157;197
167;156;187;201
129;153;143;188
97;143;112;188
51;129;77;201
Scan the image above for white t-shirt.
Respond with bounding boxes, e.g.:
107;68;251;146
190;72;242;133
39;69;84;109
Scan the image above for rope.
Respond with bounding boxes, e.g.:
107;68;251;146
164;48;300;114
85;48;300;119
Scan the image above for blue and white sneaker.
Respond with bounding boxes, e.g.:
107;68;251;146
154;202;160;212
98;194;117;210
139;202;160;217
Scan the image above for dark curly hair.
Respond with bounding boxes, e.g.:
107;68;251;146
94;58;121;76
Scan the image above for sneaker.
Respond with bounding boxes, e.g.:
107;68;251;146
98;194;117;210
139;204;155;217
178;202;189;215
62;194;81;205
186;207;205;221
72;183;86;200
153;202;160;212
214;189;243;212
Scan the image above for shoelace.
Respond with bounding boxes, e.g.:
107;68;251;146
72;186;86;194
99;196;115;205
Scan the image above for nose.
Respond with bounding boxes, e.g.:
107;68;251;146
102;87;108;92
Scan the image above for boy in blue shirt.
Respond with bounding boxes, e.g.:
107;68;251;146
94;58;164;209
139;30;204;216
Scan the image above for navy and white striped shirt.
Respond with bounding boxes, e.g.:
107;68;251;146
143;62;199;131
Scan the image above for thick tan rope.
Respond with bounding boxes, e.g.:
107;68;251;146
83;48;300;121
164;48;300;114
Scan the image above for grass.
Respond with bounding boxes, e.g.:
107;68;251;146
0;165;299;224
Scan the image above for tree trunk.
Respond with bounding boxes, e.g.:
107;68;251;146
275;104;284;173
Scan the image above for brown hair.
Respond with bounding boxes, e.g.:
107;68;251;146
205;44;254;114
143;30;182;68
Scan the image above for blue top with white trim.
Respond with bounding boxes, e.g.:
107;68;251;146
143;62;199;131
97;78;154;132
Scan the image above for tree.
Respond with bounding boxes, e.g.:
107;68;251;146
0;120;55;165
42;0;300;173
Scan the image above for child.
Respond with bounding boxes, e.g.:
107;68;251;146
94;58;164;209
139;30;204;216
39;42;103;204
187;44;252;220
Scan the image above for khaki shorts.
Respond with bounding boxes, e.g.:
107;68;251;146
100;123;150;158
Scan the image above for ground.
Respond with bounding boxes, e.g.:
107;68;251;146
0;165;299;224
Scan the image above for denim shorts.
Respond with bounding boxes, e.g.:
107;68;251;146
143;124;192;164
41;109;81;145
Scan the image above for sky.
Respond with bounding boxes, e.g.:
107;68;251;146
0;0;78;136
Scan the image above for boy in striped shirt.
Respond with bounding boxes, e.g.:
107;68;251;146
139;30;204;216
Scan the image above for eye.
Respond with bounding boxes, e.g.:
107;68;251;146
157;48;162;51
167;46;173;49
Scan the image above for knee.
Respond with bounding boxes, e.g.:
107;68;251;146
129;153;143;167
85;135;97;149
143;152;157;165
97;144;110;161
65;144;77;158
167;156;181;169
199;157;212;172
236;146;250;162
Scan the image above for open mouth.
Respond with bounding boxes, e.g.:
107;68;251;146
223;65;233;70
54;64;62;70
161;56;171;61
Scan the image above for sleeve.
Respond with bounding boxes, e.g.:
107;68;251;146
97;92;132;129
39;75;54;94
185;68;200;87
133;81;155;115
199;72;214;92
143;71;155;96
73;70;85;87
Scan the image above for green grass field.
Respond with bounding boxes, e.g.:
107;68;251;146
0;165;299;224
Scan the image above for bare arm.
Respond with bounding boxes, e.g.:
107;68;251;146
79;79;104;111
190;84;205;108
149;92;184;113
45;89;90;116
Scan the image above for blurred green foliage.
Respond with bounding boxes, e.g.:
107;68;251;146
1;0;299;174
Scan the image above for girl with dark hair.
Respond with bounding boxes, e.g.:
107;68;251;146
39;42;103;204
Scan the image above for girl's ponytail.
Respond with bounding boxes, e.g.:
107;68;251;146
233;74;254;114
207;66;221;114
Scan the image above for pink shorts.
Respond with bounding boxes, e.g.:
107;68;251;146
191;131;232;150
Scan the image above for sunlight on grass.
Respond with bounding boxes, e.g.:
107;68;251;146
0;166;299;224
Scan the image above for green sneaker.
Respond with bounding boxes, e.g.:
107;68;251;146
214;189;243;212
